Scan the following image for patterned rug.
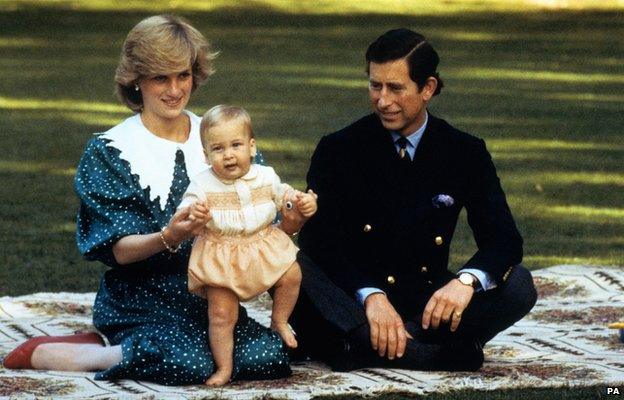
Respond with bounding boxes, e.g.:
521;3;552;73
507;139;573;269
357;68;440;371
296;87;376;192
0;265;622;399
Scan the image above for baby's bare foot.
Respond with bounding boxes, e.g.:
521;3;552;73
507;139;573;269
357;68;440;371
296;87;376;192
271;321;298;348
205;368;231;386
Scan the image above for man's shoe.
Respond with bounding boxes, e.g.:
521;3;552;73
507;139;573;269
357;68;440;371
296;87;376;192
439;339;484;371
326;339;356;372
2;332;105;369
327;338;376;372
392;337;483;372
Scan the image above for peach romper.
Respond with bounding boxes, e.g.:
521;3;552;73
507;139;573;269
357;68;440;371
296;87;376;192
179;164;298;301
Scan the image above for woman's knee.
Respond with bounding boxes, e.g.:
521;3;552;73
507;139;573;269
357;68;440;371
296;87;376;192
155;356;213;385
233;322;291;380
160;337;213;384
235;340;290;380
109;332;213;386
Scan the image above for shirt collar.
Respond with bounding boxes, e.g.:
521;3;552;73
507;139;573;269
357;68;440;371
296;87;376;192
209;163;258;184
390;112;428;148
240;164;259;181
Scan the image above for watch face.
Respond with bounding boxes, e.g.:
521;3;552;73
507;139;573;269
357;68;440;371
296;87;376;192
459;273;474;286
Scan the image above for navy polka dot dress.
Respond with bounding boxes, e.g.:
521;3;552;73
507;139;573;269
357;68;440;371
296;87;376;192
74;134;289;385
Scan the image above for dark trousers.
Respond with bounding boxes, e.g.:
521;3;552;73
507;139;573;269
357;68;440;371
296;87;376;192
290;252;537;367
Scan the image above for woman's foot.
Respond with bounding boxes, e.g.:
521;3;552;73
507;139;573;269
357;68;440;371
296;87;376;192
271;321;298;348
31;343;110;371
205;368;232;386
3;332;105;369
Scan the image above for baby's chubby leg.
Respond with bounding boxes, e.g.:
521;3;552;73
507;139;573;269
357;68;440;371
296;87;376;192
271;261;302;348
205;287;239;386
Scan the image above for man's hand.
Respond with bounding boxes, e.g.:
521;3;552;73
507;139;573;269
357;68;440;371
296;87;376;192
293;189;318;217
422;279;474;332
364;293;412;360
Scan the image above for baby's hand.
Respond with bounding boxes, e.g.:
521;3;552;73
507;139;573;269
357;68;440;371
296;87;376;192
294;189;318;218
188;200;212;224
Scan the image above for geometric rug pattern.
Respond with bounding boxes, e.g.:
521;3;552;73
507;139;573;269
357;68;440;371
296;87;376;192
1;265;622;398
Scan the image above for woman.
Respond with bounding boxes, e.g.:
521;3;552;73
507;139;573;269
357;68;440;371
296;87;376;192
3;14;299;385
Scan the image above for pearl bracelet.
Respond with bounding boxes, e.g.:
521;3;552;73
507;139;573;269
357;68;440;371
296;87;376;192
160;228;181;253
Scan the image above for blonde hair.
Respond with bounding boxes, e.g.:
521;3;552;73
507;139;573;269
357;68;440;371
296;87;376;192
200;105;254;148
115;15;217;112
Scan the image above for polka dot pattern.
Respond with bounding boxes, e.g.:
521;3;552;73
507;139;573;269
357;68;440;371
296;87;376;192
74;137;290;385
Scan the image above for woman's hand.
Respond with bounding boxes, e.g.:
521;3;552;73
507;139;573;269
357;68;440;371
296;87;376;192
164;205;209;245
188;201;211;229
113;206;208;265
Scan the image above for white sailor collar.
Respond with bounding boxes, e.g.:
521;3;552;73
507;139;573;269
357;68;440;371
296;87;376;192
99;110;208;211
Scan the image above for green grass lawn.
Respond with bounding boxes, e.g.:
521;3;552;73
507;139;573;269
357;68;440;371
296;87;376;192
0;2;622;297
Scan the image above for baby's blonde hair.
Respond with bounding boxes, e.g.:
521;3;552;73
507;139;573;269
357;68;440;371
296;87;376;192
200;105;254;148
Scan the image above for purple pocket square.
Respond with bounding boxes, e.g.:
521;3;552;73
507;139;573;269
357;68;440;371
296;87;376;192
432;194;455;208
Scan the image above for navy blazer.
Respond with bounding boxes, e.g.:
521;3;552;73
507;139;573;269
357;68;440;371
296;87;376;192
298;113;522;314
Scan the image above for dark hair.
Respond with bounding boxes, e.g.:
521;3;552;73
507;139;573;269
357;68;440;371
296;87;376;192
365;28;444;96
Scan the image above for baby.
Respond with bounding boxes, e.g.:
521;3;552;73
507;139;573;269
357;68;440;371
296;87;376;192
179;105;317;386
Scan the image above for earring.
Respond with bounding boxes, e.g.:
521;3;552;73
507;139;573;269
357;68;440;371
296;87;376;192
134;83;140;91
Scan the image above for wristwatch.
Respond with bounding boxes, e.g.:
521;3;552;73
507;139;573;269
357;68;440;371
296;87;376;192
457;272;479;289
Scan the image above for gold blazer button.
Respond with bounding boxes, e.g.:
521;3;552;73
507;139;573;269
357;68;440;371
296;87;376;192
386;275;396;284
363;224;372;232
435;236;444;246
421;266;428;274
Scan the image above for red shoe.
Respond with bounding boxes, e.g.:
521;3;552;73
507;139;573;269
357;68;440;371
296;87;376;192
2;332;105;369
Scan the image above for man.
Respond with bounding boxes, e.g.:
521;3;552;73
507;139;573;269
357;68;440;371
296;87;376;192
291;28;537;371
